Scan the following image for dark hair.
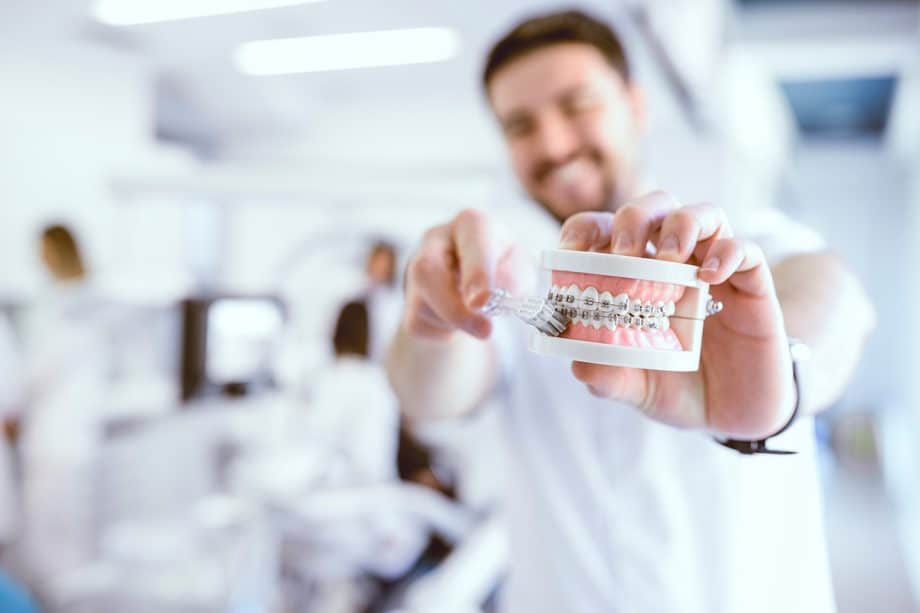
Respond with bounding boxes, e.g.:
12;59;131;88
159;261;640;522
332;300;369;358
483;9;631;91
369;239;396;258
40;223;85;280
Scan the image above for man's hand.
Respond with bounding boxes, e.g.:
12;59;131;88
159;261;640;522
402;208;534;341
560;191;795;440
389;209;534;421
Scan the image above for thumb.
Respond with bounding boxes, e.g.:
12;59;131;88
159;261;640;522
570;361;648;407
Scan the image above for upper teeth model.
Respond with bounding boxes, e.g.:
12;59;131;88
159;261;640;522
529;249;722;372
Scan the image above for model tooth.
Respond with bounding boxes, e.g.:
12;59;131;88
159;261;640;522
563;284;578;306
598;291;614;313
620;313;633;328
630;298;643;315
653;301;666;317
590;310;602;329
659;316;670;331
603;312;616;330
664;301;675;316
579;286;599;311
612;293;629;314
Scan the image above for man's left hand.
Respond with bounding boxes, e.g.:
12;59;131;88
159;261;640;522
559;191;795;440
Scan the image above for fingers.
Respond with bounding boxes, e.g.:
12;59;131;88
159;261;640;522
698;237;772;296
608;191;681;256
570;361;646;407
404;222;492;340
558;211;615;252
655;202;733;263
452;209;499;309
404;208;523;341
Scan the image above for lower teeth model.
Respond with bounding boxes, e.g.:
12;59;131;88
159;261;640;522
529;250;722;372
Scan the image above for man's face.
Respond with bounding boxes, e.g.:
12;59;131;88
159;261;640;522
488;43;645;222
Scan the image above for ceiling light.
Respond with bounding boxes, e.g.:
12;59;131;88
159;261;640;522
234;28;460;75
93;0;325;26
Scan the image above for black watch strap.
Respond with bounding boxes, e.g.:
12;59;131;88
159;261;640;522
714;341;804;456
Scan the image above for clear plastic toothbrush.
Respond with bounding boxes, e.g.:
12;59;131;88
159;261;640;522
477;287;569;336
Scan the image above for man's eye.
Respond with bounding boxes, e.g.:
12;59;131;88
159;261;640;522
566;94;599;114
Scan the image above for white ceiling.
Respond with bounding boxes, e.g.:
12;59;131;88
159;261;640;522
2;0;918;162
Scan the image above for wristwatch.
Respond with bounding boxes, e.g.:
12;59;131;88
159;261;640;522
715;338;810;456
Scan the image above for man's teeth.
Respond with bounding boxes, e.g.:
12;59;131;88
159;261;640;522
550;158;592;186
549;286;674;331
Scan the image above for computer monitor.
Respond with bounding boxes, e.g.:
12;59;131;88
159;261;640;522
179;295;285;402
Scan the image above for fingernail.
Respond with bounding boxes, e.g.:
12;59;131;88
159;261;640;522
464;286;488;308
702;257;720;272
558;233;580;250
466;318;491;339
612;232;633;254
658;235;679;257
587;384;606;398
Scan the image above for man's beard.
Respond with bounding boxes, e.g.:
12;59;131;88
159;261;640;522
531;175;619;225
529;149;630;224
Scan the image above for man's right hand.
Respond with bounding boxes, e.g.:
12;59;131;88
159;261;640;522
401;208;534;342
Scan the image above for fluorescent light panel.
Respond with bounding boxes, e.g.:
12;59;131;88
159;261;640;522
93;0;325;26
235;28;460;75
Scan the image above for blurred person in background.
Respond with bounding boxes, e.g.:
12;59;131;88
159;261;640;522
362;240;402;362
310;299;399;485
0;313;22;551
18;223;114;585
296;300;429;610
387;10;875;613
0;314;37;613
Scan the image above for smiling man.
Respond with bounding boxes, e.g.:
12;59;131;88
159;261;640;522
386;10;874;613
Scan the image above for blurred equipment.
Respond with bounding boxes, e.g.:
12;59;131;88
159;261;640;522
179;295;285;402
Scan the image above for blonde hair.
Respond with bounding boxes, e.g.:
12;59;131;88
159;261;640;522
41;224;85;281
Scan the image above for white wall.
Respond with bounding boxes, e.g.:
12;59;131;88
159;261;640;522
0;39;190;299
783;142;911;411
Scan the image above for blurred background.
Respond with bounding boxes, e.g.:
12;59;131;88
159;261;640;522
0;0;918;611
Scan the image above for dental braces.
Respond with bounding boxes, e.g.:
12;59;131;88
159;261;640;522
548;286;676;318
556;306;670;331
548;286;722;327
548;286;675;330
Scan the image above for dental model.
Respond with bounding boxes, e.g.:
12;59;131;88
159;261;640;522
529;250;722;372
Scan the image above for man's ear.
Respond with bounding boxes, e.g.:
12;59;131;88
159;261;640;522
626;83;648;135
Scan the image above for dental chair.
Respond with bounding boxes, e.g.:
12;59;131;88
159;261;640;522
231;439;509;613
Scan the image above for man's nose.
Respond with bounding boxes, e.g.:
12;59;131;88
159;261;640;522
532;113;579;163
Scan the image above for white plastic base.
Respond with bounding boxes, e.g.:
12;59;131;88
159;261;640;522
529;331;702;372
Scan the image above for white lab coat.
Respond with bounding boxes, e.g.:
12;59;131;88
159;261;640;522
307;355;400;486
300;356;433;579
0;314;22;545
365;284;403;364
488;204;836;613
19;281;114;577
